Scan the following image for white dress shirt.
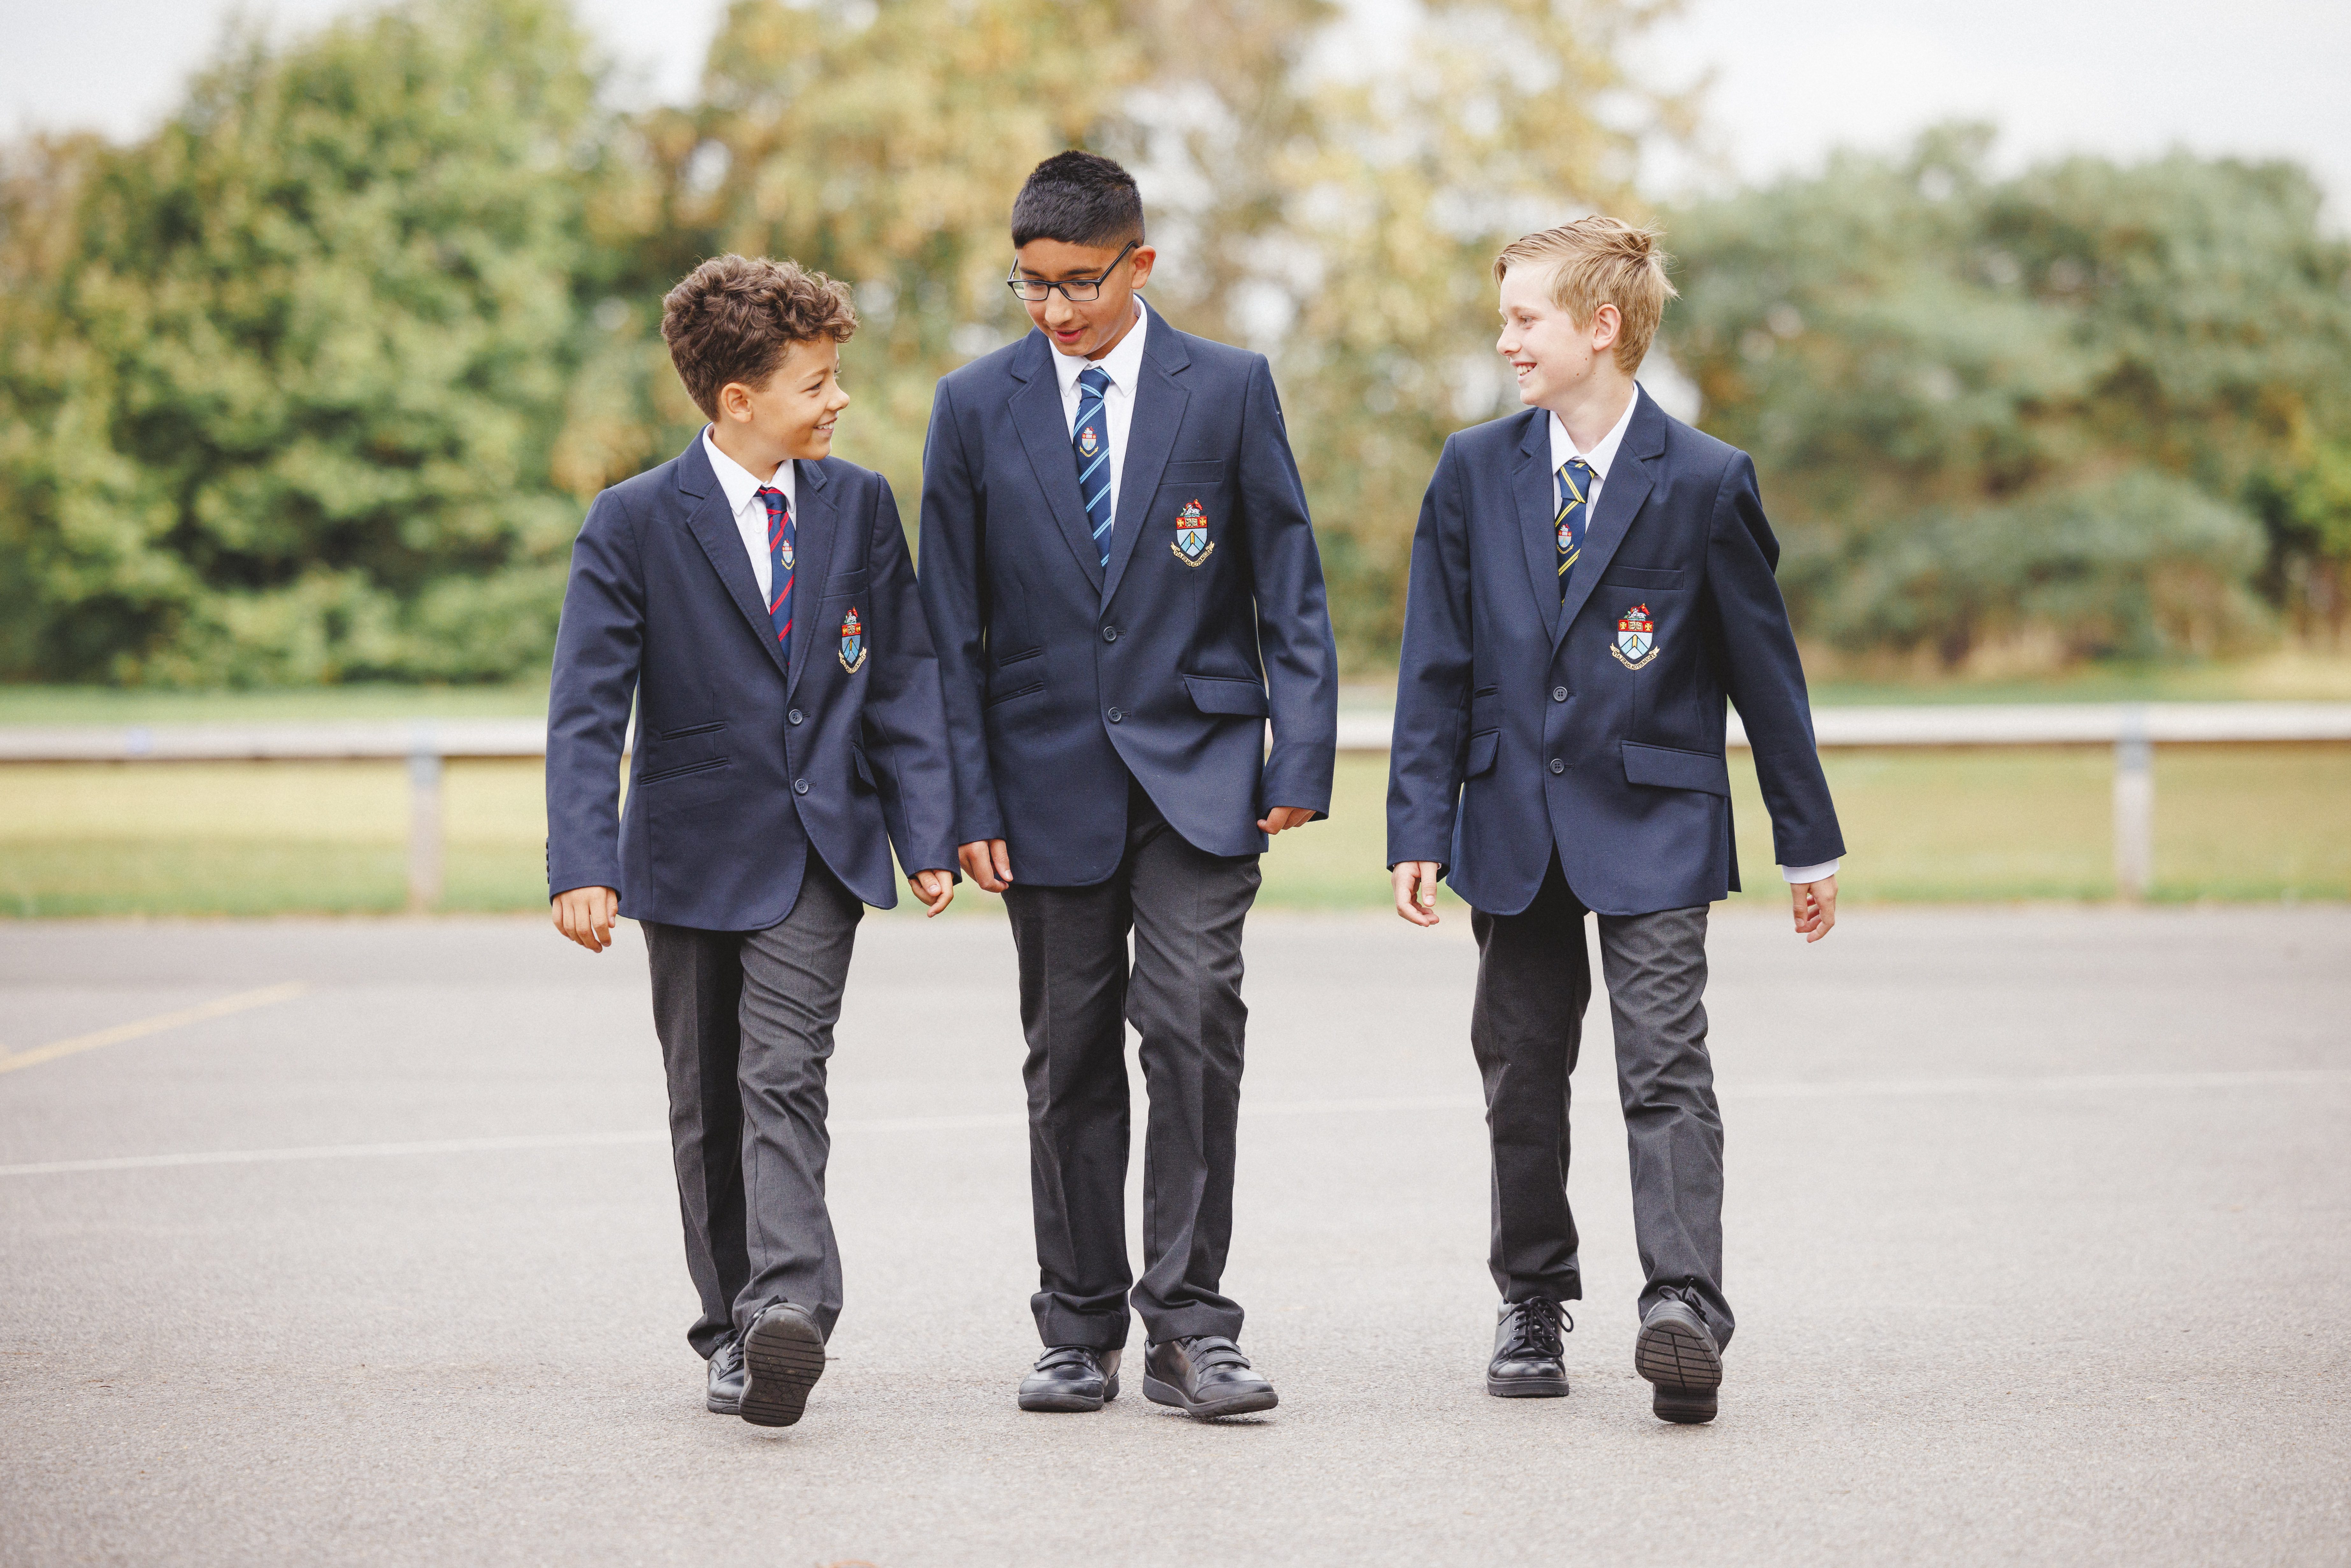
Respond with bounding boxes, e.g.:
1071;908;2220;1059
1050;297;1153;524
701;428;796;602
1548;390;1840;887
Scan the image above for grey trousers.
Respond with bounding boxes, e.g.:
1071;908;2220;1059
641;852;863;1358
1003;779;1262;1350
1469;856;1734;1347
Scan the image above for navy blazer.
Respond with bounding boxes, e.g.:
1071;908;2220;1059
1386;389;1844;917
546;436;958;930
918;312;1339;887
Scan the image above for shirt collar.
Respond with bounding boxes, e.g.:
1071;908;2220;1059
1548;383;1643;483
701;427;793;513
1050;297;1152;398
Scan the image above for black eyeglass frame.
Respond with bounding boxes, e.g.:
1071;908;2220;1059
1005;240;1140;304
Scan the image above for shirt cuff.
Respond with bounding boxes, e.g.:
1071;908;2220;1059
1781;859;1840;884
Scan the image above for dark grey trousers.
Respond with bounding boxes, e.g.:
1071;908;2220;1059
1003;780;1262;1350
1469;856;1734;1347
641;852;863;1358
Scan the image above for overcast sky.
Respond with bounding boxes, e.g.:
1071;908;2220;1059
3;0;2345;215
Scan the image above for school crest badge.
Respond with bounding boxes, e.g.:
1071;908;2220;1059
1171;499;1214;566
1612;603;1658;669
1558;517;1574;552
778;538;795;573
1079;425;1099;458
838;606;867;673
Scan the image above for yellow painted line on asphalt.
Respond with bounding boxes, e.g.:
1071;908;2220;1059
0;983;309;1077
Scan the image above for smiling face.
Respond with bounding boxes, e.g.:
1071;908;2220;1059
711;337;849;474
1496;262;1622;413
1014;236;1156;360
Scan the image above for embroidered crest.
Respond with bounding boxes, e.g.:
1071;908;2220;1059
1558;517;1574;552
1171;498;1215;567
1612;603;1658;670
839;606;868;673
778;538;795;574
1079;425;1099;458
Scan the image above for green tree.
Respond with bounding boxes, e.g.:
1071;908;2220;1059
2;0;618;684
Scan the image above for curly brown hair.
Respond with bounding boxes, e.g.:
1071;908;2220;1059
660;255;858;420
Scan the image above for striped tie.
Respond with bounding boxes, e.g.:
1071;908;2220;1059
1556;456;1595;601
1073;365;1114;566
758;485;794;666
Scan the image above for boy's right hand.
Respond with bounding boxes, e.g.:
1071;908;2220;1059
959;839;1014;893
1392;861;1443;927
553;886;619;952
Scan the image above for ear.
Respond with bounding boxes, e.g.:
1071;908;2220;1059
1128;245;1158;291
715;381;752;422
1589;303;1623;353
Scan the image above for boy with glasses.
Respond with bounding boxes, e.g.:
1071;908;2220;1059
918;150;1338;1421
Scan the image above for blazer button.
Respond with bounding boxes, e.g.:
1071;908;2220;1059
1107;707;1124;723
1102;626;1118;643
787;709;804;725
1552;686;1569;702
793;778;810;794
1549;758;1566;775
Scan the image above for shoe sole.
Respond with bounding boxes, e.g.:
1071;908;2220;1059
706;1394;741;1415
1018;1372;1120;1413
1635;1313;1722;1425
1142;1373;1279;1421
1485;1375;1569;1399
739;1309;827;1428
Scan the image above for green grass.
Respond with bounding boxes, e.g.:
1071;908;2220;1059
2;747;2345;918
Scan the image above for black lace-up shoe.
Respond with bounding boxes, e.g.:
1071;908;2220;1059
1142;1335;1278;1420
738;1300;826;1428
706;1337;745;1415
1018;1345;1123;1412
1636;1292;1723;1424
1487;1297;1571;1398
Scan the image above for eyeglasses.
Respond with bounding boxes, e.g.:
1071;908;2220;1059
1006;241;1138;304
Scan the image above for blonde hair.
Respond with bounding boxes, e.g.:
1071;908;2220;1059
1494;217;1677;372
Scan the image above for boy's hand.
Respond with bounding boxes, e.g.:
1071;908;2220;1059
959;839;1014;893
1258;805;1317;835
908;868;955;918
1392;861;1444;927
1790;875;1838;942
552;886;619;952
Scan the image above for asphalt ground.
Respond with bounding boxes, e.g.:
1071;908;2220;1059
2;905;2347;1567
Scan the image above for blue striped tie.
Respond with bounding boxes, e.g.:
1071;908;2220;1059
758;485;793;668
1557;457;1594;601
1073;365;1114;567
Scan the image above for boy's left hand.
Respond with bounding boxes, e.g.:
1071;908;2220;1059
1258;806;1317;835
908;868;955;918
1790;875;1838;942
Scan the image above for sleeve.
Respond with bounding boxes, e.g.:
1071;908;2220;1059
915;378;1007;845
1237;354;1339;819
545;488;643;898
1704;453;1846;869
1384;438;1475;870
860;476;960;878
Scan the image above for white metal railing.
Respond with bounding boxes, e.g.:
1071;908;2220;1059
4;703;2347;907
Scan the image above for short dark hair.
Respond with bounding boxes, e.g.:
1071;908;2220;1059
659;254;857;420
1010;150;1144;250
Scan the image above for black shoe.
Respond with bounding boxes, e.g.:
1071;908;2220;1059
1636;1293;1722;1424
738;1300;826;1428
1018;1345;1123;1412
1487;1297;1571;1398
1142;1335;1278;1420
705;1337;745;1415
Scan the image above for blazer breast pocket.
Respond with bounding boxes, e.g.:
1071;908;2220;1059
1160;460;1226;484
1599;565;1686;590
822;566;869;594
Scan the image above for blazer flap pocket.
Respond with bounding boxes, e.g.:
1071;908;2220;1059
1466;728;1499;779
1600;565;1686;590
1183;675;1269;718
825;566;870;590
1621;741;1730;797
1161;460;1225;483
851;747;877;790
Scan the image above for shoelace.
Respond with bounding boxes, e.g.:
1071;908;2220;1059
1503;1299;1568;1357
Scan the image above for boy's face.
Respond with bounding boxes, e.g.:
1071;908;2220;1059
1014;236;1156;359
1496;264;1621;410
713;337;850;469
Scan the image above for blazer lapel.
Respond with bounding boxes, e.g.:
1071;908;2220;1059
1007;332;1107;592
784;457;842;702
1555;386;1665;650
1511;410;1564;644
677;437;792;682
1100;314;1191;608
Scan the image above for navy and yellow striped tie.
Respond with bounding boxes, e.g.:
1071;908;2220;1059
1556;456;1595;601
1074;365;1115;566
